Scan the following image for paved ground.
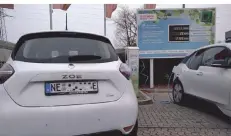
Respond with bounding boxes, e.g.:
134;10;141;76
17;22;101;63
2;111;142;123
138;93;231;136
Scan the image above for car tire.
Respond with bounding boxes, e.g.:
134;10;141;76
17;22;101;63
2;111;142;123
227;117;231;125
125;120;138;136
172;80;185;105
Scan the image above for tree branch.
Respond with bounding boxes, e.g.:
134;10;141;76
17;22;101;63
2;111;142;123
113;6;137;47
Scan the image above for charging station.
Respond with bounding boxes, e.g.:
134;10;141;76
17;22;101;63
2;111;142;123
126;47;139;96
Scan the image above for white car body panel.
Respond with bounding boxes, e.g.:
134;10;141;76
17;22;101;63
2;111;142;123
197;66;230;105
0;84;138;136
0;31;138;135
173;43;231;117
4;59;127;107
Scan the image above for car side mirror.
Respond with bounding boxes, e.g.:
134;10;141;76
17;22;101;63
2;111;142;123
211;60;230;68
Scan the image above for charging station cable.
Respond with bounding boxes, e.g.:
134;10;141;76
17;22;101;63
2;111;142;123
167;72;174;102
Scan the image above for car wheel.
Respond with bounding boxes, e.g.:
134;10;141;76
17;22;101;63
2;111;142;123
172;80;185;105
227;117;231;125
126;121;138;136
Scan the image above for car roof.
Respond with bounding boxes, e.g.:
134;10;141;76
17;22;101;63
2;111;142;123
20;30;109;41
16;30;112;46
186;43;231;56
197;43;231;50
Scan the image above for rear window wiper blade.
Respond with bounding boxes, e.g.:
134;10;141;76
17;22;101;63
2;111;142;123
68;55;102;61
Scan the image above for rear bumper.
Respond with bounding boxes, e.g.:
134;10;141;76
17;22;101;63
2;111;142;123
0;85;138;136
75;130;123;136
217;104;231;117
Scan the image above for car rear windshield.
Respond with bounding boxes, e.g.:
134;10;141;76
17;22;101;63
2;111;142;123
13;36;118;63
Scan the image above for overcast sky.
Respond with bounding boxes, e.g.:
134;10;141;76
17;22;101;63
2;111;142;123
4;4;231;48
3;4;182;45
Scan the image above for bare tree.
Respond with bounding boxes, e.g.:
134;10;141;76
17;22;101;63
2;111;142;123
113;6;137;47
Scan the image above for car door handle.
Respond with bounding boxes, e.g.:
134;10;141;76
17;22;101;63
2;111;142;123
196;72;203;76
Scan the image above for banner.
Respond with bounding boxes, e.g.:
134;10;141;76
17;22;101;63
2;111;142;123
105;4;117;18
53;4;71;11
144;4;156;9
0;4;14;9
137;8;216;58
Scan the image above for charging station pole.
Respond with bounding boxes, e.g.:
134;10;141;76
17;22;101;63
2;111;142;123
150;59;154;88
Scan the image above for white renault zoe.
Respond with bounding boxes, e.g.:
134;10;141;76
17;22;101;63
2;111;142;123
172;43;231;118
0;31;138;136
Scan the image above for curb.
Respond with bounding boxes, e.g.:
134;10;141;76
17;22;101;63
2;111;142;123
138;91;153;105
141;89;172;94
154;91;172;93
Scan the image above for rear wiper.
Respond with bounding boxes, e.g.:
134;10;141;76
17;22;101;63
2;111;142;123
68;55;102;61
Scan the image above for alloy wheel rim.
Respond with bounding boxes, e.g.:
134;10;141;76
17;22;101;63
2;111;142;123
173;83;182;102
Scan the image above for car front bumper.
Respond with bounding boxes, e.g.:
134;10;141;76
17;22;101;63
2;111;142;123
0;85;138;136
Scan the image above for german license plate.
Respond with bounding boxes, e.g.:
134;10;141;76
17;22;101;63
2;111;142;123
45;81;98;96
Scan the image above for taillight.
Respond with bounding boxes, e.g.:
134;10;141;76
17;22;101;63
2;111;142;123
0;63;14;84
119;63;131;80
123;125;134;132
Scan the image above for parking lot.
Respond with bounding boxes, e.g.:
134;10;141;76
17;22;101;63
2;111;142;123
138;93;231;136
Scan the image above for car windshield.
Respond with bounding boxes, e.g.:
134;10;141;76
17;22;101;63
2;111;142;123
14;37;118;63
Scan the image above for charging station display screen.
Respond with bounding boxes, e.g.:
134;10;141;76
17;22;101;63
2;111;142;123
169;25;190;42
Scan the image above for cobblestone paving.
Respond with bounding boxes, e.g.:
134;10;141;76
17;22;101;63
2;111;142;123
138;93;231;136
138;128;231;136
